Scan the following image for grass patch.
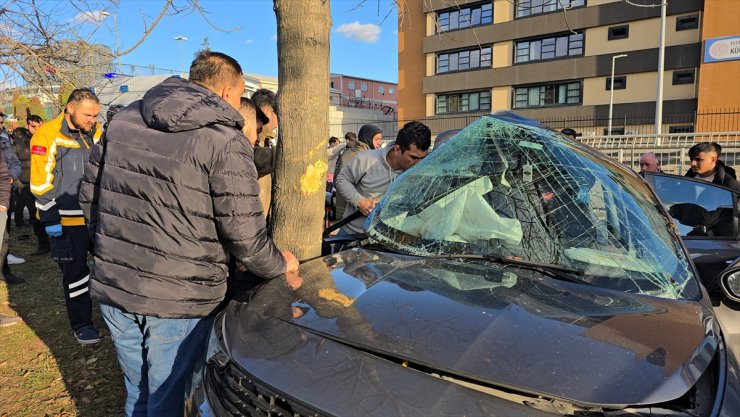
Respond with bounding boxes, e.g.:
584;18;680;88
0;226;124;416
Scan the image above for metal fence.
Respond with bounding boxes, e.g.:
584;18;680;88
576;132;740;175
340;109;740;138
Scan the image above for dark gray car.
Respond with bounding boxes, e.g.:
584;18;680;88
186;114;740;416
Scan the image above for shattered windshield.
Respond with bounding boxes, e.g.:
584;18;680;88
366;114;698;300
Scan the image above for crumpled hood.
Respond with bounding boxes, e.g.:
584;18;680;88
224;249;720;409
140;76;243;133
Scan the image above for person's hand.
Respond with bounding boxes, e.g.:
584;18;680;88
285;270;302;290
45;224;63;237
0;205;6;212
357;198;377;216
235;261;247;272
282;250;299;272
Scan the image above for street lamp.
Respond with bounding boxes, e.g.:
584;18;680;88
99;11;120;74
174;36;188;75
655;1;667;135
608;54;628;136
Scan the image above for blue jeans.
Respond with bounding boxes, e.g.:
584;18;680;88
100;303;214;417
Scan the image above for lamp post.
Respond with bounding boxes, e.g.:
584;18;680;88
99;11;120;74
608;54;628;136
174;36;188;75
655;1;667;135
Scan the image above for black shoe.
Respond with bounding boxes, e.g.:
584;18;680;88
2;274;25;284
74;325;101;345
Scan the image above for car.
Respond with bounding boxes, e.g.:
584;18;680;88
186;113;740;416
643;171;740;355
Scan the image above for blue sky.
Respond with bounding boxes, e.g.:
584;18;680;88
78;0;399;82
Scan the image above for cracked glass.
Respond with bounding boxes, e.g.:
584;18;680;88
366;113;698;300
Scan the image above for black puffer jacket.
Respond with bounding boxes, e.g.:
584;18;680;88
79;77;286;318
684;163;740;192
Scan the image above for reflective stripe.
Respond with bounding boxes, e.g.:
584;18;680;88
68;275;90;290
35;199;57;211
59;210;84;216
30;139;59;194
69;286;89;298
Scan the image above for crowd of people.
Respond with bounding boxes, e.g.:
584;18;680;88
0;49;737;415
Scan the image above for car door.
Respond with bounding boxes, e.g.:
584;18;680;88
644;172;740;296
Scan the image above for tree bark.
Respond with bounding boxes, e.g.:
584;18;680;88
272;0;332;260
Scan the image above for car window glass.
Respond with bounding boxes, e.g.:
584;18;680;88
652;176;736;238
366;114;698;300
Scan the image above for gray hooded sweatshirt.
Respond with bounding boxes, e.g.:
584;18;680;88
335;144;402;234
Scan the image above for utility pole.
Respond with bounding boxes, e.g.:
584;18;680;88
609;54;628;136
655;1;667;135
174;36;188;75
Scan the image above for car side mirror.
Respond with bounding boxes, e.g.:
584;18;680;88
720;269;740;303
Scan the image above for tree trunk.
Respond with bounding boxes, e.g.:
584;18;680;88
271;0;332;260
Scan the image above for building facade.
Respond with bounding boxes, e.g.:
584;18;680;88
330;74;398;114
399;0;739;135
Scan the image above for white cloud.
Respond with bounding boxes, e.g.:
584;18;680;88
245;39;254;44
336;21;381;43
70;10;109;24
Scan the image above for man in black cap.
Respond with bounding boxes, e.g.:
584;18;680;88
561;128;577;140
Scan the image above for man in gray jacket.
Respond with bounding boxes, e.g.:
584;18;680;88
335;121;431;235
79;51;298;416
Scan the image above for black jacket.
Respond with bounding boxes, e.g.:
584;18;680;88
685;163;740;192
79;77;286;318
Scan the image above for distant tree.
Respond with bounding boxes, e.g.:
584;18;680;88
0;0;236;111
271;0;332;259
201;37;211;51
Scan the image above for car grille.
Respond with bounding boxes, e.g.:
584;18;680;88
206;354;323;417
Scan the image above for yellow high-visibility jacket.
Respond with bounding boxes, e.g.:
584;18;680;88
30;113;102;227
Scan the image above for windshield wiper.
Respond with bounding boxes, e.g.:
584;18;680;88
429;254;594;287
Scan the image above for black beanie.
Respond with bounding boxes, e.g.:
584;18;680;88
358;124;382;149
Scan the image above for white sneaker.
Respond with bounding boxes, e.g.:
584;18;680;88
7;254;26;265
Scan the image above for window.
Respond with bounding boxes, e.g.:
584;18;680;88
608;25;629;40
361;82;368;92
436;90;491;114
437;2;492;33
437;46;492;73
389;87;395;94
348;81;355;90
606;76;627;90
513;81;581;108
673;70;695;85
378;85;385;94
669;125;694;133
515;32;583;63
651;175;736;238
676;15;699;31
330;81;334;88
516;0;585;19
603;127;625;135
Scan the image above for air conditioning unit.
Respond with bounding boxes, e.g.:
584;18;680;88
580;131;596;137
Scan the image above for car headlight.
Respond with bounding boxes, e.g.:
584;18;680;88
720;270;740;302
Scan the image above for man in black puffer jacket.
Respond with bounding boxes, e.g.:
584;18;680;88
79;50;298;416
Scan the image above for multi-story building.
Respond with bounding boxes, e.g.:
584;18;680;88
398;0;739;135
330;74;398;114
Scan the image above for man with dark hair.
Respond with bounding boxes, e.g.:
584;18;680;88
79;50;298;416
250;88;279;216
12;115;49;256
0;111;25;275
560;128;577;140
336;121;431;235
685;142;740;191
30;89;103;344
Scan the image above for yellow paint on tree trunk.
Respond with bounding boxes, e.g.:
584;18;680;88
300;160;328;195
